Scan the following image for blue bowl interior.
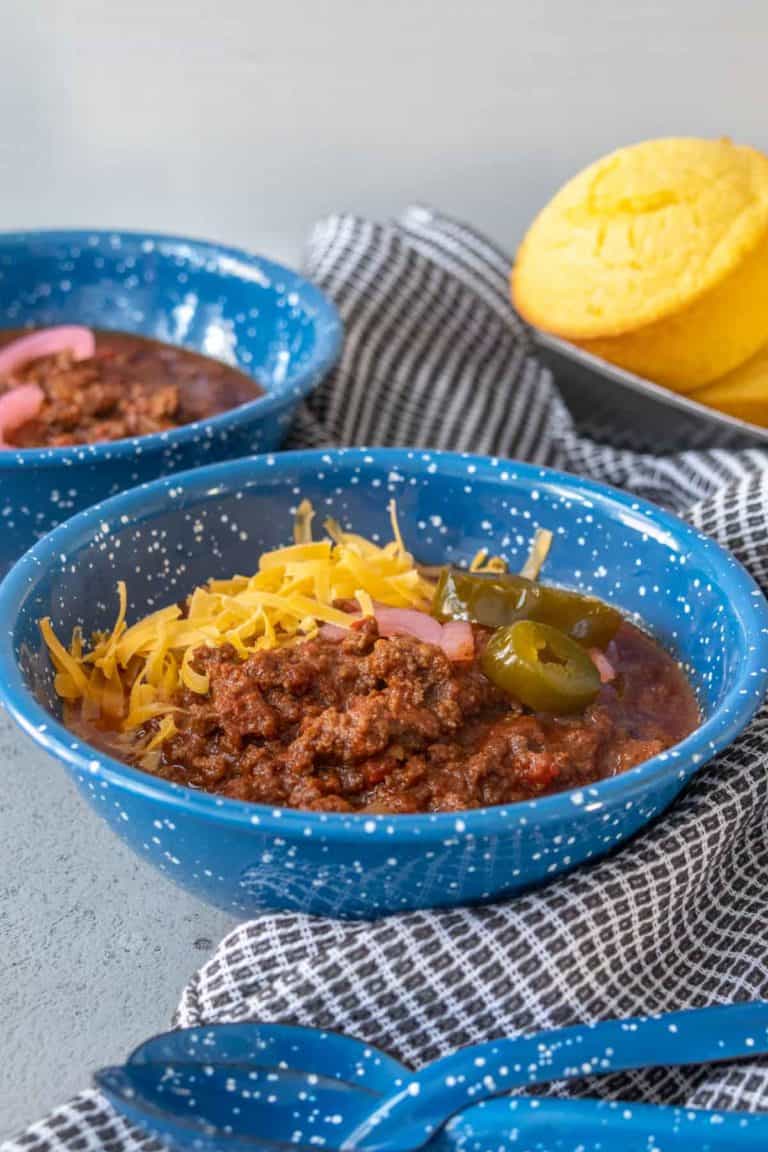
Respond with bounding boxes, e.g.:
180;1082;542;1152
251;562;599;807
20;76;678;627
5;449;766;817
0;229;339;407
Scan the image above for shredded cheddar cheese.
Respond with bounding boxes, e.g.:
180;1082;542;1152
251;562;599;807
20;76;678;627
40;499;438;735
40;500;549;750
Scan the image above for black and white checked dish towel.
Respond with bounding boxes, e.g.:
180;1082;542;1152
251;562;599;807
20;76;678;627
7;207;768;1151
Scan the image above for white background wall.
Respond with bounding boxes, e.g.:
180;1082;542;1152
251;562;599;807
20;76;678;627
2;0;767;266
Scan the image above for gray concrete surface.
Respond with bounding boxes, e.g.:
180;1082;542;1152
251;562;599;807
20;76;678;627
1;707;235;1139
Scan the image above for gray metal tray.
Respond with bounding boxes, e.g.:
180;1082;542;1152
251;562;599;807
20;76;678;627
535;330;768;453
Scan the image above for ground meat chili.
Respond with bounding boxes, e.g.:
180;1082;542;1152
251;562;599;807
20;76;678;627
0;328;263;447
42;507;700;815
67;617;698;814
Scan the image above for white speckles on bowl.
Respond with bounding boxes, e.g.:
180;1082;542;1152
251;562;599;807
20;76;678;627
1;448;767;919
0;230;341;575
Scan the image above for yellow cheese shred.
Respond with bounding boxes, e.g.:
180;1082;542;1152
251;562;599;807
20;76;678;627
293;498;315;544
145;713;178;752
519;528;554;581
469;549;508;575
181;647;211;695
39;618;93;698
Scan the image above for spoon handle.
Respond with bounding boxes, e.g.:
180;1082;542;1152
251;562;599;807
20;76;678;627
353;1001;768;1150
430;1000;768;1092
439;1094;768;1152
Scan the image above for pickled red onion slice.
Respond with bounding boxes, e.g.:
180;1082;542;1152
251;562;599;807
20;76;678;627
589;646;616;684
439;619;475;661
376;608;475;661
0;325;95;380
324;608;475;662
374;607;444;646
0;383;44;447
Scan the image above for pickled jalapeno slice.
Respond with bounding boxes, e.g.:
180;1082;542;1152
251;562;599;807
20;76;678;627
433;568;621;648
535;587;622;648
432;568;542;629
480;620;601;713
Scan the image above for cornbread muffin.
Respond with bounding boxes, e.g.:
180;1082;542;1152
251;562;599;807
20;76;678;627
513;138;768;390
693;341;768;425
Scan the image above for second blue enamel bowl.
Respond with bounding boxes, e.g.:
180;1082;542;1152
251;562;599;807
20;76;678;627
0;230;341;575
1;448;766;919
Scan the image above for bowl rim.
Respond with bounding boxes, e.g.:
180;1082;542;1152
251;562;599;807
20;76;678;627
1;446;767;843
0;228;343;468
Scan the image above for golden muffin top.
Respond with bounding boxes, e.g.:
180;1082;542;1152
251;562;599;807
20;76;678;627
512;137;768;340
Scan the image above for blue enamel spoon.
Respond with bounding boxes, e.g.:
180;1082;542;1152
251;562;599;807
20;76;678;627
95;1001;768;1151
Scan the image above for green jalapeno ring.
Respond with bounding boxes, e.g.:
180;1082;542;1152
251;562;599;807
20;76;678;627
433;568;621;649
432;568;543;630
481;619;601;714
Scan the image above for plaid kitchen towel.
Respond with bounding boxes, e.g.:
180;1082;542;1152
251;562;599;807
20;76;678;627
7;207;768;1151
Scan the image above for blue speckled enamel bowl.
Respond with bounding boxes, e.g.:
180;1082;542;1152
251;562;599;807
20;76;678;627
0;230;342;576
1;448;766;920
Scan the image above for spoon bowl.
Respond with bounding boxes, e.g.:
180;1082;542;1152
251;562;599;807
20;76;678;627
96;1022;409;1152
96;1062;378;1152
